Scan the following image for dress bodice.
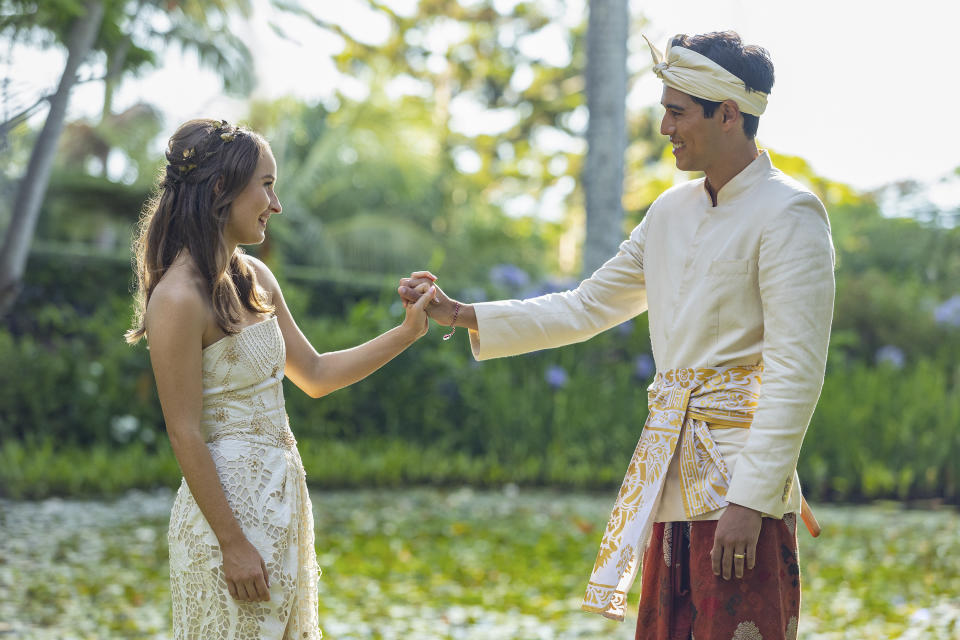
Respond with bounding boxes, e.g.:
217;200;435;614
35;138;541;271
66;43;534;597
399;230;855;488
200;316;294;448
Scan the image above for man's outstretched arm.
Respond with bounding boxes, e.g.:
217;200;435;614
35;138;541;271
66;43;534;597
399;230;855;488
398;217;650;360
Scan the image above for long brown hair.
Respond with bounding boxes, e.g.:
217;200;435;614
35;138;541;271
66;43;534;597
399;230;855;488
125;119;275;344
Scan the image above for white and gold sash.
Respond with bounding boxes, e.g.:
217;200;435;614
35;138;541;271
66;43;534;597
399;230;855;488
581;364;762;620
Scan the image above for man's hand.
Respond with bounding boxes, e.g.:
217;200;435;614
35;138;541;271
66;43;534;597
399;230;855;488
710;502;762;580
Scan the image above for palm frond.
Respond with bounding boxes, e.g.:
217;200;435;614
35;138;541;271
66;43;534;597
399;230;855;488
163;20;254;96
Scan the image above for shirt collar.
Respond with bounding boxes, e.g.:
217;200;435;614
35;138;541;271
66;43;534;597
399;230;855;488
702;150;772;206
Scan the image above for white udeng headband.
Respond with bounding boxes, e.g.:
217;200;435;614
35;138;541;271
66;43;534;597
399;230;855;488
644;35;768;116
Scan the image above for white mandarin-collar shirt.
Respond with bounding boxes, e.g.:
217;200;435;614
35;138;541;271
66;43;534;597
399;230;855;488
468;151;836;520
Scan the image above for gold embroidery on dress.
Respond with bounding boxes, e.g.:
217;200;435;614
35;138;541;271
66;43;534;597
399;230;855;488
224;345;242;365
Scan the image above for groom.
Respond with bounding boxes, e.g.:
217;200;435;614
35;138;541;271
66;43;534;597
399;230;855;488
400;31;834;640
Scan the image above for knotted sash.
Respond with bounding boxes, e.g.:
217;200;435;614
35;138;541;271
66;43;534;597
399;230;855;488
581;364;762;621
644;35;768;116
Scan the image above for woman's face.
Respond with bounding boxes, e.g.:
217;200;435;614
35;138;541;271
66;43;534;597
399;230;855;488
223;148;281;248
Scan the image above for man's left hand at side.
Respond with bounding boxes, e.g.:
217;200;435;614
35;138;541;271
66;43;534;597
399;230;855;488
710;502;763;580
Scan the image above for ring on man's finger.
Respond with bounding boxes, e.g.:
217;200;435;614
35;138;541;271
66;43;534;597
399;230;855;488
733;553;746;560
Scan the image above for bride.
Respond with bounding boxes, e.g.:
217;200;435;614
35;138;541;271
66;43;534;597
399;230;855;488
126;118;434;638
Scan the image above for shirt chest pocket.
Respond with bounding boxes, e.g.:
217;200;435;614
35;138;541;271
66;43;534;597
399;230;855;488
707;259;750;277
704;258;759;344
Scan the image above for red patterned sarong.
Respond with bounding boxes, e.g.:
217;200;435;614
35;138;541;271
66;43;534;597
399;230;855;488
635;515;800;640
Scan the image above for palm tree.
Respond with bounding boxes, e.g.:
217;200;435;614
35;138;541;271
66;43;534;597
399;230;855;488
581;0;628;275
0;0;256;314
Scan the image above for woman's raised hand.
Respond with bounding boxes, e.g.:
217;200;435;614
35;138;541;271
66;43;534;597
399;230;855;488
400;282;436;340
398;271;460;327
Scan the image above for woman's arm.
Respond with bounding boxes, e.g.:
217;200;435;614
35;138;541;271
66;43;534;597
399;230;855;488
246;256;434;399
145;285;271;603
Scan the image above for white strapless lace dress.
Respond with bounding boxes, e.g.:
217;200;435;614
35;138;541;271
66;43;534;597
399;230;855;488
168;316;321;639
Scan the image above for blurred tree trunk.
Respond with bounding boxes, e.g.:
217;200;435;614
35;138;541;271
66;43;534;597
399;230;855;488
581;0;627;276
101;38;131;124
0;0;105;315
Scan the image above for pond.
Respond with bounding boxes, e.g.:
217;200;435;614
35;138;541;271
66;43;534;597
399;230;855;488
0;488;957;639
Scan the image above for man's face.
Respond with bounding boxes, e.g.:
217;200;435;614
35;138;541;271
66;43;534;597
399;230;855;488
659;86;724;173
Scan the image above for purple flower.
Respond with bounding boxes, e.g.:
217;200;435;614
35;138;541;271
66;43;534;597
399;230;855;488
545;365;568;389
633;354;655;380
490;264;530;290
875;345;905;369
934;295;960;327
616;319;634;336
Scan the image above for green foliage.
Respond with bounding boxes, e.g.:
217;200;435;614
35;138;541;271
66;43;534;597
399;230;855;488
309;0;605;271
0;0;255;99
244;96;557;285
3;244;959;503
828;205;960;364
0;438;180;499
805;361;960;501
0;253;161;448
38;171;151;244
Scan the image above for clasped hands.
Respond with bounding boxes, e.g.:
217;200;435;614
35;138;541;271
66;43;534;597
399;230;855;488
397;271;460;327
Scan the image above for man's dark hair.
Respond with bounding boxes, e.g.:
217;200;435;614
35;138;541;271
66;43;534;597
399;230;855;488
670;31;774;139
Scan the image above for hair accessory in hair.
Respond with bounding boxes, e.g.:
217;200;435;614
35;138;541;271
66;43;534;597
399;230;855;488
175;147;198;175
215;119;237;143
164;120;243;186
644;34;768;116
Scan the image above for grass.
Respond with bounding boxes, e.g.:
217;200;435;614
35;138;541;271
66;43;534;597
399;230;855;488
0;488;957;639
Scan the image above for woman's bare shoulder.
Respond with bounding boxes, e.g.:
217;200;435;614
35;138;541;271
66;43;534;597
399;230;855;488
144;265;209;339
